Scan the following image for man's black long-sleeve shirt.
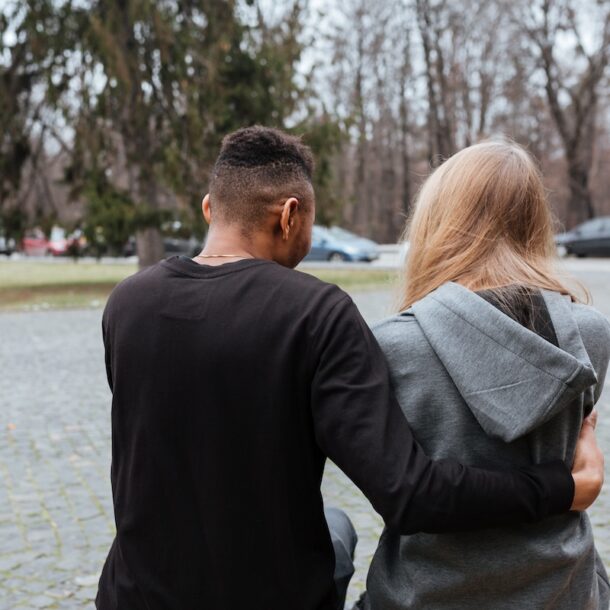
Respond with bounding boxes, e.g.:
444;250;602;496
96;256;574;610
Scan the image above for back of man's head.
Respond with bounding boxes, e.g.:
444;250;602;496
209;126;315;229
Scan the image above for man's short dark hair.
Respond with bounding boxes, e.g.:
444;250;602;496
209;126;315;227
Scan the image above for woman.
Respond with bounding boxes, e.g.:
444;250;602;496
365;140;610;609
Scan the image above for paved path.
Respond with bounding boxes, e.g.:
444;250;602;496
0;266;609;608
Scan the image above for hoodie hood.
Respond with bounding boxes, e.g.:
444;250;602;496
410;283;597;443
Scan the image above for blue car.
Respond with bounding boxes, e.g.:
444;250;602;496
304;226;379;262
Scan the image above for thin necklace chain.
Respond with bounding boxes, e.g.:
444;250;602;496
194;253;251;259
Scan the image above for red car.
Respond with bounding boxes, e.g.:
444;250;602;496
21;227;83;256
21;229;49;256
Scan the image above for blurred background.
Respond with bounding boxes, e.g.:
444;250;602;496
1;0;610;267
1;0;610;608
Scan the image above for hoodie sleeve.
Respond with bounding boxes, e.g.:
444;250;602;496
309;295;574;534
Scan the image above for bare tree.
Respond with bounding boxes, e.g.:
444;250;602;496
416;0;455;161
415;0;513;157
518;0;610;223
398;24;413;218
320;0;414;241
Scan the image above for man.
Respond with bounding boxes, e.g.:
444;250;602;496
97;126;604;610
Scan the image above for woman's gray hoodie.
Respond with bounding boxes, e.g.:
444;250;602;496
367;282;610;610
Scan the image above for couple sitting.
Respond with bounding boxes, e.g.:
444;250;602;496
96;126;609;610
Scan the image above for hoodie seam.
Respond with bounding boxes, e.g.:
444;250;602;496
372;315;417;333
427;294;582;384
463;377;541;396
475;379;577;442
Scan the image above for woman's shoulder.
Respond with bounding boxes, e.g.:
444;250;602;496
372;313;428;355
569;301;610;357
569;301;610;339
373;311;419;334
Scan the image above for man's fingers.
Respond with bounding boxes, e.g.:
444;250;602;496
582;410;598;431
571;411;604;511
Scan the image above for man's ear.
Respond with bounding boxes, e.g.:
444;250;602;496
202;194;212;224
279;197;299;241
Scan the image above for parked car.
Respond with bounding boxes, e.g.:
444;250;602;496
304;225;379;262
163;235;201;257
21;227;85;256
0;232;15;256
555;216;610;257
22;229;49;256
123;235;202;258
47;226;69;256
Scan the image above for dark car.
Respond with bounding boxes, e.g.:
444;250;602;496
555;216;610;257
123;234;202;258
304;225;380;262
162;235;201;257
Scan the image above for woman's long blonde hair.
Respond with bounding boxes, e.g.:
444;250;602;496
399;139;585;310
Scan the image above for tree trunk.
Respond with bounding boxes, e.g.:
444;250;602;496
399;36;412;219
136;227;165;268
400;118;411;219
381;165;398;242
417;0;441;162
567;158;595;224
416;0;454;163
353;7;368;235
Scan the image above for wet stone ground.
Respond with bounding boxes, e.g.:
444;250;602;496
0;265;609;609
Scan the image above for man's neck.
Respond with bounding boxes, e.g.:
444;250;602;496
195;227;270;266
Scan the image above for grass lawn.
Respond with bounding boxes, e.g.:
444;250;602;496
0;260;396;311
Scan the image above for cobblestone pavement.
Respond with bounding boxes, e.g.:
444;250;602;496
1;266;609;609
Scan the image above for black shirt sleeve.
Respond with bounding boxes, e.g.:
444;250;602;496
102;306;113;392
310;294;574;534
